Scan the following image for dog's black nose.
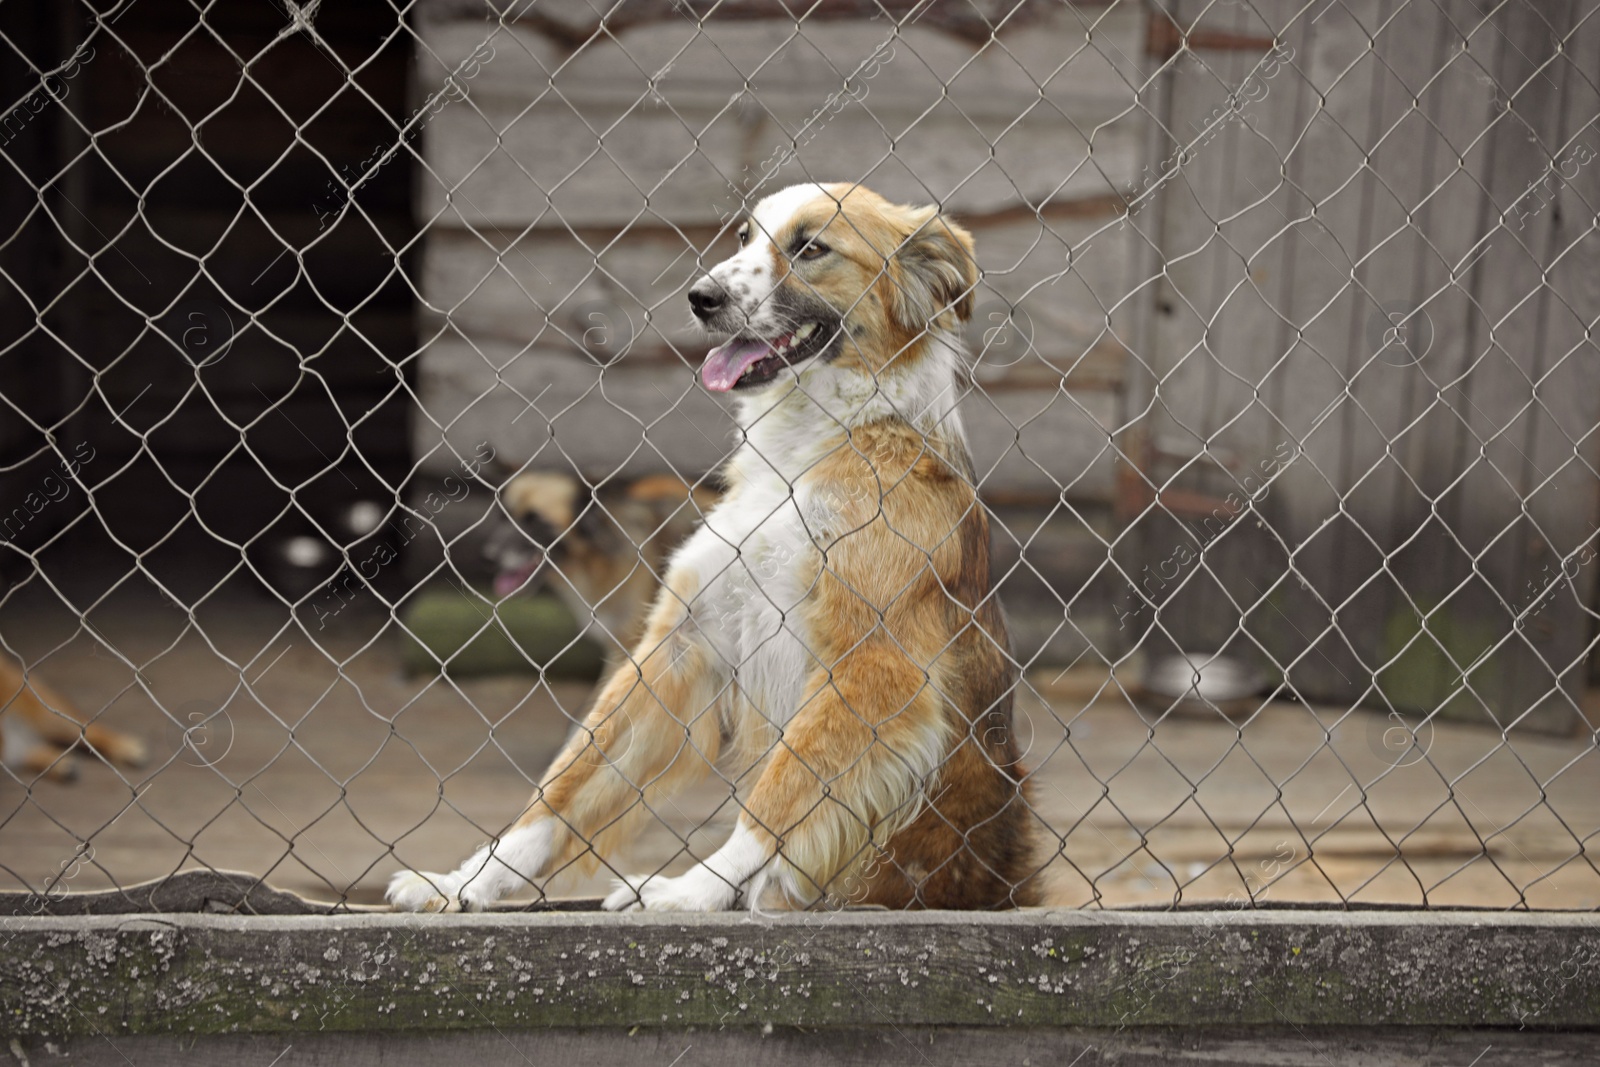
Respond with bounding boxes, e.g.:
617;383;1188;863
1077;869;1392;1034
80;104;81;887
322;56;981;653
687;280;727;320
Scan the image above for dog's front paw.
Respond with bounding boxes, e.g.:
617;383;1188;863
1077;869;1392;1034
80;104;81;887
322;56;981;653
601;874;650;912
387;869;486;913
387;825;553;913
602;868;740;912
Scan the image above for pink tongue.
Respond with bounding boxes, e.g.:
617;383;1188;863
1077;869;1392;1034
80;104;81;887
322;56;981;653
701;338;773;392
493;559;541;598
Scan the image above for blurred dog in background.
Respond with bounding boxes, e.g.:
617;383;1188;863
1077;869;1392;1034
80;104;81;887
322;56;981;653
486;471;716;659
1;658;146;782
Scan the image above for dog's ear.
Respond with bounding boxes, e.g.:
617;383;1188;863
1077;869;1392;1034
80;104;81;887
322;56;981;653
886;205;978;333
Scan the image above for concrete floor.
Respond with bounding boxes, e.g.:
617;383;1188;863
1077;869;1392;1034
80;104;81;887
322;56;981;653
2;580;1597;911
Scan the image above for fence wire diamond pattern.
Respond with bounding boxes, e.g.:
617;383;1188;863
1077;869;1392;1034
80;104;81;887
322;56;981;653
0;0;1597;916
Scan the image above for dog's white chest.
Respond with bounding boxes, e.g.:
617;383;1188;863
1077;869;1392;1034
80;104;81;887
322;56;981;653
677;481;819;727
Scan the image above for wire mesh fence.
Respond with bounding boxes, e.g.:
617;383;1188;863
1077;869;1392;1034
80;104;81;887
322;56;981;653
1;0;1597;915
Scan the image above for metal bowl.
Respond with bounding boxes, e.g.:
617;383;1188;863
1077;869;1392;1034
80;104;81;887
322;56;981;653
1139;651;1268;719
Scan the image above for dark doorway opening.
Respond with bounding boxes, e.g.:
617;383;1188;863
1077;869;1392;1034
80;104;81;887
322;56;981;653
1;0;417;607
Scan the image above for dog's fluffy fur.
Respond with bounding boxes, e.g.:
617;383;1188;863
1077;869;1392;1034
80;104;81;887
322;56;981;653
1;658;146;781
487;471;716;658
391;183;1038;913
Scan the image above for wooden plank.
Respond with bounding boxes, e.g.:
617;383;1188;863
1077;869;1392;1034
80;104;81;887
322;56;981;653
1;910;1597;1035
1463;2;1600;732
1278;0;1507;717
1132;0;1378;684
420;5;1144;120
423;0;1100;47
1125;0;1595;732
413;337;740;483
414;7;1145;499
416;6;1147;228
15;1027;1600;1067
419;224;731;359
411;336;1121;498
1393;0;1596;734
419;207;1130;387
421;100;1141;230
965;209;1131;391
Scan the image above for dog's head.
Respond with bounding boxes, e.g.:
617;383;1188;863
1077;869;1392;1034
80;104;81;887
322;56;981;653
487;471;583;598
488;471;716;601
689;183;977;393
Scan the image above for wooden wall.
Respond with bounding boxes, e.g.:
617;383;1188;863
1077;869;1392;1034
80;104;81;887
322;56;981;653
410;0;1151;659
408;0;1149;491
411;0;1600;721
1131;0;1600;729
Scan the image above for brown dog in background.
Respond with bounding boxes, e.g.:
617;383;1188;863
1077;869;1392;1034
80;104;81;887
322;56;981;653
486;471;716;658
1;658;146;781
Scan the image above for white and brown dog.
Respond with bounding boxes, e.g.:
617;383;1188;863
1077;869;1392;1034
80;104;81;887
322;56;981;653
390;183;1038;913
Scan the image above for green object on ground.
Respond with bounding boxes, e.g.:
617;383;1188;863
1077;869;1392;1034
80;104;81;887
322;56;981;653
398;588;606;679
1378;597;1499;721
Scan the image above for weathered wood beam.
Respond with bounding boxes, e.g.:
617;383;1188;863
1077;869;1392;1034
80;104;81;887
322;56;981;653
2;908;1596;1036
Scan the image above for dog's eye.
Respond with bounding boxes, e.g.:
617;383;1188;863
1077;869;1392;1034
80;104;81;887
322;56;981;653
797;240;830;261
737;223;750;246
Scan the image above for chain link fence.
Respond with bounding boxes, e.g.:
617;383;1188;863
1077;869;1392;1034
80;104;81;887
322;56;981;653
1;0;1597;915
